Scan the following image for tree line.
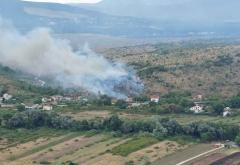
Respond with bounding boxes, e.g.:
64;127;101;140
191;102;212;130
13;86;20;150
1;109;240;142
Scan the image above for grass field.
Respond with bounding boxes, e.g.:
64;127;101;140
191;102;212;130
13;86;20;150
8;132;84;161
111;136;159;156
0;127;69;146
59;109;240;125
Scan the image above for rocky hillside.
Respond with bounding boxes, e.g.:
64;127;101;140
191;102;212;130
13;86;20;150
103;39;240;98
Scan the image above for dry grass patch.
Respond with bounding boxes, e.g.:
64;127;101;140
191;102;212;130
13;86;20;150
57;137;131;165
62;110;111;120
127;141;186;164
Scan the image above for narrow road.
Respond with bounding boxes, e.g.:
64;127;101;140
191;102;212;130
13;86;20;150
176;144;224;165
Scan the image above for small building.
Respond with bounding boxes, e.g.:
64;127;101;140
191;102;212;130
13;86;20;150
42;97;52;103
42;105;53;111
223;107;232;117
63;97;72;102
193;94;203;101
51;95;63;102
126;97;133;103
129;103;141;108
190;105;204;113
3;93;12;101
25;104;42;110
111;99;118;105
150;95;160;103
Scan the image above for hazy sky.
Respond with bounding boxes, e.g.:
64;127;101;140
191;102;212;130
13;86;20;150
22;0;102;4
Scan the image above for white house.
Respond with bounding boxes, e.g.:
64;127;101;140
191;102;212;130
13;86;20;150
25;104;42;110
3;93;12;101
126;97;133;103
193;94;203;101
43;105;53;111
223;107;232;117
150;95;160;103
190;105;204;113
51;95;63;102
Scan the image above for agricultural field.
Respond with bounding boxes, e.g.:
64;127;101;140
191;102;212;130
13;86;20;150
59;109;240;125
0;128;199;165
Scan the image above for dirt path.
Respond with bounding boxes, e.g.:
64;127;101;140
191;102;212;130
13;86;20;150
176;144;224;165
152;144;214;165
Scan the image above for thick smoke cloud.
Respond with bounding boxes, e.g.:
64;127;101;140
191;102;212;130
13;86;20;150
0;18;143;98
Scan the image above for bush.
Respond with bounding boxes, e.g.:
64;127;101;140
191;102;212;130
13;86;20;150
235;135;240;146
16;105;26;112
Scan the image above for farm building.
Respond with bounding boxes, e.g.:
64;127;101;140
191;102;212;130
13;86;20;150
3;93;12;100
190;105;204;113
223;107;232;117
150;95;160;103
43;105;53;111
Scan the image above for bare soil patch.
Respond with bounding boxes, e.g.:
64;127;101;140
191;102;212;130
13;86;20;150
128;141;186;164
0;137;58;164
16;135;104;165
210;152;240;165
63;110;111;120
192;153;226;165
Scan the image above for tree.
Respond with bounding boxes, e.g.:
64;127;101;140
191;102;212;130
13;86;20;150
104;115;123;131
34;98;42;104
115;100;128;109
211;101;224;115
16;104;26;112
229;96;240;108
235;135;240;146
153;123;168;138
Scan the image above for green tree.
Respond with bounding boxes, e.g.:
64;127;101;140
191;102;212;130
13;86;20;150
235;135;240;146
104;115;123;131
229;96;240;108
16;104;26;112
34;98;42;104
115;100;128;109
211;101;224;115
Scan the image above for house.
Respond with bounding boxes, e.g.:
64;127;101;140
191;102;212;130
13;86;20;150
42;105;53;111
3;93;12;101
193;94;203;101
129;103;142;108
150;95;160;103
223;107;232;117
111;99;118;105
51;95;63;102
190;105;204;113
126;97;133;103
25;104;42;110
63;96;72;102
42;97;52;103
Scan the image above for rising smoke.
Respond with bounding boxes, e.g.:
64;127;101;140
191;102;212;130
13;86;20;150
0;18;143;98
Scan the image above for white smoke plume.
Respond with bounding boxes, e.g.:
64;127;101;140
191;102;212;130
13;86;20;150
0;18;143;98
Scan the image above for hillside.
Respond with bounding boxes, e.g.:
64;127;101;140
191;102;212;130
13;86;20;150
76;0;240;36
0;0;160;37
0;66;64;105
103;39;240;98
